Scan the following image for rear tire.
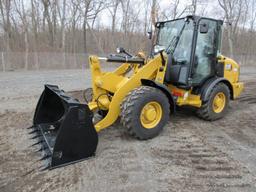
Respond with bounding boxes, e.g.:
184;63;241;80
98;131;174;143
120;86;170;140
197;83;230;121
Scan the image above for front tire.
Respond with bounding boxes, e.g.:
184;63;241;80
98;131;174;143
120;86;170;140
197;83;230;121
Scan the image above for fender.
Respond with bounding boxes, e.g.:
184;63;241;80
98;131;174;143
200;77;234;102
141;79;176;113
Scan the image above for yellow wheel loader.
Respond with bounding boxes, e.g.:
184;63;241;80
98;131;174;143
28;15;244;170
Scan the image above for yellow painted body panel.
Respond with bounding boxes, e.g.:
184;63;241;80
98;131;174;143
178;93;202;108
219;56;239;83
113;63;130;75
232;82;244;99
97;72;129;93
218;55;244;99
88;54;166;132
168;85;202;108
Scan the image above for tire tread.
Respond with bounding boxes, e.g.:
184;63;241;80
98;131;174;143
120;86;169;140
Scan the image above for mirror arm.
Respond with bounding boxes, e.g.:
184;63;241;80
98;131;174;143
123;50;133;58
160;51;165;66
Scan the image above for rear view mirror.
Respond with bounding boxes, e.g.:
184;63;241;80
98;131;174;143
200;22;209;33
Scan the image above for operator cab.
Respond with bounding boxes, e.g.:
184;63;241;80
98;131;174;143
154;15;223;89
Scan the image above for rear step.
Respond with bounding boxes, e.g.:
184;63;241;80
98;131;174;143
29;84;98;170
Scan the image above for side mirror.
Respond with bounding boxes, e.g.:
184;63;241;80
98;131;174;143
147;31;152;40
200;22;209;33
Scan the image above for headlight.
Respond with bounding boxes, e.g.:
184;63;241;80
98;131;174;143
116;47;121;53
116;47;124;54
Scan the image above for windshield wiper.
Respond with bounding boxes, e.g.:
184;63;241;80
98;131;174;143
166;21;187;55
165;36;177;54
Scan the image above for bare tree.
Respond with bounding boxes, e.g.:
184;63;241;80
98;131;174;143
75;0;105;52
161;0;187;20
172;0;180;19
57;0;67;50
31;0;40;69
143;0;150;35
108;0;120;33
218;0;245;58
249;0;256;31
69;0;80;53
150;0;158;52
41;0;59;47
247;0;256;57
0;0;12;52
191;0;198;15
121;0;131;36
14;0;29;69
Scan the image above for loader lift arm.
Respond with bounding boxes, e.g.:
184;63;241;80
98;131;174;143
88;53;169;132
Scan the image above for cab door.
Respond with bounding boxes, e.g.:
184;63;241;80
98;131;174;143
192;19;219;85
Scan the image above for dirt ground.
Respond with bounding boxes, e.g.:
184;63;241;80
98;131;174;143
0;67;256;192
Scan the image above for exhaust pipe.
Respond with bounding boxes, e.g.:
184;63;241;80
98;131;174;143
29;85;98;170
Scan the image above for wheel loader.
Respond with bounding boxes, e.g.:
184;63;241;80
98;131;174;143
28;15;244;170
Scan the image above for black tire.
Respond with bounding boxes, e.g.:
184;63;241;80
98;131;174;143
197;83;230;121
120;86;170;140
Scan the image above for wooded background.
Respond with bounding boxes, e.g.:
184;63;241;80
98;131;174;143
0;0;255;71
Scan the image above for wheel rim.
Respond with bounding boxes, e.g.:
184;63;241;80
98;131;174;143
212;92;226;113
140;101;163;129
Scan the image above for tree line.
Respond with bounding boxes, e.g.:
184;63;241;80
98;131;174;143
0;0;256;70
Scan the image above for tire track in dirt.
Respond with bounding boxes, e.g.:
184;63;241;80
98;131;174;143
180;80;256;191
148;111;255;192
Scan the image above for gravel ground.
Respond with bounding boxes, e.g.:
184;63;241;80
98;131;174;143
0;66;256;192
0;68;116;112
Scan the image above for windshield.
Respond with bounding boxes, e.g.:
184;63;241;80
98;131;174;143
155;18;194;65
156;19;185;49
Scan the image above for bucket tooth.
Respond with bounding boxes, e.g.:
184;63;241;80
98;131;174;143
30;135;41;140
31;143;40;148
27;126;34;130
36;144;49;152
31;140;44;147
35;147;45;153
30;131;42;139
29;130;40;134
39;165;50;171
39;154;51;161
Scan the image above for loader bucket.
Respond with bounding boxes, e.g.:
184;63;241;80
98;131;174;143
30;84;98;170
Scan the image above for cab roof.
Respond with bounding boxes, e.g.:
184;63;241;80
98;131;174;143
156;15;223;27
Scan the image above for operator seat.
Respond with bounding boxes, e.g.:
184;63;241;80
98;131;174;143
164;54;188;87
